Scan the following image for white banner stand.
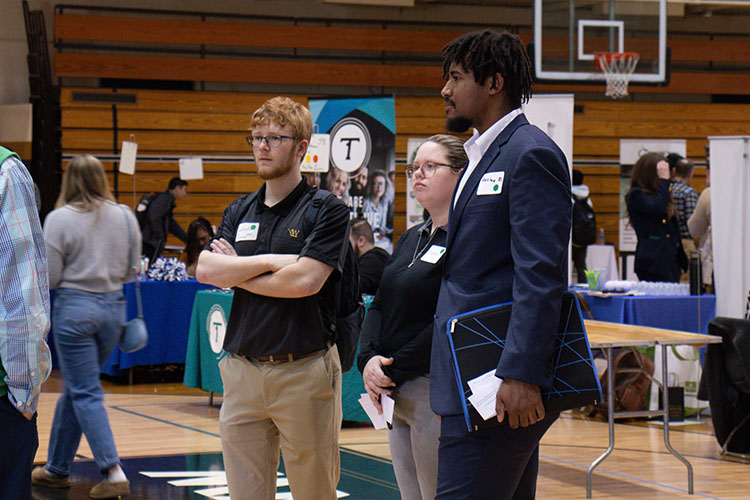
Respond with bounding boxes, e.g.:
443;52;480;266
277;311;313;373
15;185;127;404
709;136;750;319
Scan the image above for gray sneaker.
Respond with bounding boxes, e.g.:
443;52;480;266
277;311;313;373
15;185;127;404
31;466;71;488
90;478;130;499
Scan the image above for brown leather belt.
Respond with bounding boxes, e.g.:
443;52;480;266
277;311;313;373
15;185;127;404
249;346;327;364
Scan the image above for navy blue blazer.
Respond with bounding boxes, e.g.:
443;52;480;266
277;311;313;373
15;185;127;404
626;179;681;280
430;114;572;416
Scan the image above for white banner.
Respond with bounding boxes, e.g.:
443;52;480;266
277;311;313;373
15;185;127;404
709;136;750;319
522;94;574;168
523;94;575;283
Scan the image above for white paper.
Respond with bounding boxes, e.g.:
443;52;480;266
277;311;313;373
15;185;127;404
119;141;138;175
466;370;502;421
358;394;387;430
179;157;204;180
300;134;330;172
381;394;395;425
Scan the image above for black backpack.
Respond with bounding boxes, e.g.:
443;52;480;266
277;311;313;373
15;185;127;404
302;190;365;373
135;192;157;229
572;197;597;246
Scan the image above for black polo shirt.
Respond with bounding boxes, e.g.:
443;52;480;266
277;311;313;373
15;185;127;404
357;220;447;385
214;179;349;357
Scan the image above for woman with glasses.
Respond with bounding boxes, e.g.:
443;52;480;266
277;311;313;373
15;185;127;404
358;134;466;500
33;155;139;498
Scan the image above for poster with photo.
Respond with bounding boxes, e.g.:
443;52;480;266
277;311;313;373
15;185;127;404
406;138;428;229
309;97;396;253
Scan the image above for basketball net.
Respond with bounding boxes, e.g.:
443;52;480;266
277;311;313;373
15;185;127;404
595;52;640;99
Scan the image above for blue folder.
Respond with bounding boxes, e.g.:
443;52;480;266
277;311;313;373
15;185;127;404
447;291;602;432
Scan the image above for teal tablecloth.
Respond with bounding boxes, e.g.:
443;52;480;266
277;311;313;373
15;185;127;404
183;290;369;422
183;289;233;394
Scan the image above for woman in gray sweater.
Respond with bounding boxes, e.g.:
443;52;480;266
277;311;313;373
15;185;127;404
32;155;140;499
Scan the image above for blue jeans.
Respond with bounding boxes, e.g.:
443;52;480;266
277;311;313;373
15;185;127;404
46;288;124;476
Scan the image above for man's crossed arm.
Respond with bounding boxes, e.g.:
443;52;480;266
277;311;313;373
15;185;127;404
195;238;333;298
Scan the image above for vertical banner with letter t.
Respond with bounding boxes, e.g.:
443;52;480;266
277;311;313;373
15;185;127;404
309;97;396;253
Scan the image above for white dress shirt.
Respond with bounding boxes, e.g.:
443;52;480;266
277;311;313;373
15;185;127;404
453;108;522;208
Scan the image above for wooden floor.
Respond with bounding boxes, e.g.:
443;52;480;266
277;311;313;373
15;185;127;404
35;370;750;499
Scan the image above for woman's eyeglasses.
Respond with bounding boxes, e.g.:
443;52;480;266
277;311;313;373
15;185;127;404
405;162;453;178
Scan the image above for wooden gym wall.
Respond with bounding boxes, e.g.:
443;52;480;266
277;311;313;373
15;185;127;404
61;87;738;251
55;10;749;250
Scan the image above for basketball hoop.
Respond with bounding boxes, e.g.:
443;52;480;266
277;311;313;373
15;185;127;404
594;52;640;99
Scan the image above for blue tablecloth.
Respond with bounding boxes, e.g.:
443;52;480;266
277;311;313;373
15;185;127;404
49;279;212;376
585;294;716;334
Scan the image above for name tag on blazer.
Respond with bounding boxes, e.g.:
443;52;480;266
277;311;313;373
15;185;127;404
476;171;505;196
236;222;260;241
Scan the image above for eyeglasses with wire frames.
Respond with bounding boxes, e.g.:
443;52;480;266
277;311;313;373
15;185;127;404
246;135;296;149
405;162;454;178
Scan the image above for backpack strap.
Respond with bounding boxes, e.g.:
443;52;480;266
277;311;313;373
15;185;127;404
302;189;334;236
300;188;345;337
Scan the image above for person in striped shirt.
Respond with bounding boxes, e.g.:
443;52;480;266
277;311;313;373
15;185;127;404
0;146;52;500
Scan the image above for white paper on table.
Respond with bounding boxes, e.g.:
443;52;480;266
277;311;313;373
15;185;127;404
381;394;395;425
119;141;138;175
466;369;503;421
358;394;387;430
179;157;204;180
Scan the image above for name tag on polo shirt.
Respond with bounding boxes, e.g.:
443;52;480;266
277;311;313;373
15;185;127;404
477;171;505;196
421;245;446;264
236;222;260;242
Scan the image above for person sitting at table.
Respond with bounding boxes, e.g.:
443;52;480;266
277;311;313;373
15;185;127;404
349;218;390;295
184;217;214;277
358;134;466;500
33;155;140;498
626;152;684;283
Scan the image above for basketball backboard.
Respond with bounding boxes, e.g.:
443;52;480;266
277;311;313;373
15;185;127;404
533;0;668;85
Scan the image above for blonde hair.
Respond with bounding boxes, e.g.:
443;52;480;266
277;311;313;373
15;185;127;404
250;96;312;143
56;155;115;211
425;134;467;172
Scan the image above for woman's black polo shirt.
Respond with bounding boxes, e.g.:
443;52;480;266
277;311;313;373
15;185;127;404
214;179;349;357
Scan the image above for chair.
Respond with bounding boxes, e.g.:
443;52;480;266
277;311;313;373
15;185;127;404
698;317;750;458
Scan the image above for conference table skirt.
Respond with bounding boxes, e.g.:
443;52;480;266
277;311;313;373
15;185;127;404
585;294;716;334
49;280;212;376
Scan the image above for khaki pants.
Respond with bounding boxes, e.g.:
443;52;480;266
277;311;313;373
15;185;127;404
218;347;342;500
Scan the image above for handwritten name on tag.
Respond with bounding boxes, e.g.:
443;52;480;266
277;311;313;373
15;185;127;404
420;245;446;264
477;171;505;196
236;222;259;242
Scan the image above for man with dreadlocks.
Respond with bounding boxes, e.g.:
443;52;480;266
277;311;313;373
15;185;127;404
429;30;571;499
